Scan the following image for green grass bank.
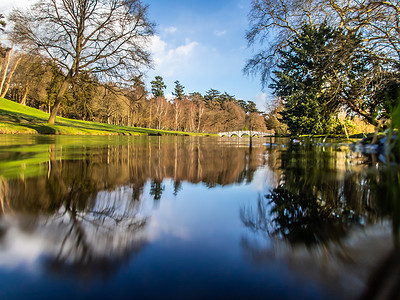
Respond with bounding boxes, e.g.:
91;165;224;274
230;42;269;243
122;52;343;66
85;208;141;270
0;98;212;136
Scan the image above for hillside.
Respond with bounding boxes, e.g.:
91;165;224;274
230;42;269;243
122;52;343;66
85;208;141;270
0;98;207;136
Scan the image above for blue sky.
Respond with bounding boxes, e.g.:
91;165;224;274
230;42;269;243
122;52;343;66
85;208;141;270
145;0;269;110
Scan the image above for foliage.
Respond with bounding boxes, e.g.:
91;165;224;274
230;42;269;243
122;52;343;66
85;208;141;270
264;99;288;135
151;76;166;97
266;186;350;246
63;72;98;120
392;104;400;132
124;75;147;127
204;89;222;108
1;1;281;135
374;78;400;127
245;0;400;83
246;112;267;132
240;140;374;248
0;48;371;135
245;0;400;132
5;53;53;107
150;180;165;201
172;80;185;100
271;24;342;134
42;62;65;111
247;101;259;113
390;102;400;161
270;23;385;134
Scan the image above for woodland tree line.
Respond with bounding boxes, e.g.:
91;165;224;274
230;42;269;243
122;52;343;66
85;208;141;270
0;46;267;132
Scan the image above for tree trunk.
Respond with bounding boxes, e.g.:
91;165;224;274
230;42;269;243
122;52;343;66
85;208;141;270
0;48;12;96
197;106;204;132
0;57;22;98
20;85;29;105
48;78;70;124
175;110;178;131
149;106;152;128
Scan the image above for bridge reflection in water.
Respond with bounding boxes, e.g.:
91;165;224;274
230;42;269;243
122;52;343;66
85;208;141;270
218;130;274;137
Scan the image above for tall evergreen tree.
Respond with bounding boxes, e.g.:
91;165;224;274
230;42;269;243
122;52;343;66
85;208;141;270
204;89;221;108
172;80;185;100
246;101;259;113
270;24;341;135
151;76;166;97
237;100;248;112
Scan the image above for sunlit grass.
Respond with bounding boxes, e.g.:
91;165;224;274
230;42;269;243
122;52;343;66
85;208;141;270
0;98;212;136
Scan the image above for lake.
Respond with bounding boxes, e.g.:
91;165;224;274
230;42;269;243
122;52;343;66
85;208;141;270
0;135;398;299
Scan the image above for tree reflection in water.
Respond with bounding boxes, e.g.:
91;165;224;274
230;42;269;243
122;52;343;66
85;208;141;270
0;136;267;279
4;136;398;297
266;186;361;247
241;139;400;299
2;150;150;278
242;141;370;246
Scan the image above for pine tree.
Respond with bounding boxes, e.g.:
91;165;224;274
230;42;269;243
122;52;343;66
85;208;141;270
172;80;185;100
151;76;166;97
270;24;341;135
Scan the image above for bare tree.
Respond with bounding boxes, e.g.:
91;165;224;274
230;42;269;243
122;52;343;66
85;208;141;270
0;54;22;98
173;98;183;131
0;47;12;95
9;0;155;124
246;112;267;132
244;0;321;84
245;0;400;83
325;0;400;68
95;85;122;124
197;101;205;132
125;75;147;127
223;101;246;131
189;92;205;132
153;96;168;130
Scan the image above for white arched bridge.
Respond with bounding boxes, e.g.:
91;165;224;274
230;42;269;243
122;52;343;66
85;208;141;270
217;130;274;137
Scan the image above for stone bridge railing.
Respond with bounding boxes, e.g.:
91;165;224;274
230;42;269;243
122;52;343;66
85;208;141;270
217;130;274;137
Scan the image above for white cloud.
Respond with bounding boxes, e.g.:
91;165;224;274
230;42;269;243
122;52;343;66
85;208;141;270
175;38;198;55
165;93;174;101
253;92;268;111
238;0;247;10
214;29;227;37
0;0;35;15
149;35;168;66
250;166;277;191
163;26;178;34
0;227;45;271
149;35;199;77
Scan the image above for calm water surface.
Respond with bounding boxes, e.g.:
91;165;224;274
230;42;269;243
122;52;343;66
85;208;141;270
0;135;399;299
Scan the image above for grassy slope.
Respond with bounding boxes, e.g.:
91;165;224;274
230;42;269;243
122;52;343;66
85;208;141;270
0;98;211;136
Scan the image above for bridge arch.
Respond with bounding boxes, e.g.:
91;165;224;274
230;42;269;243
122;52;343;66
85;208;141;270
217;130;273;137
